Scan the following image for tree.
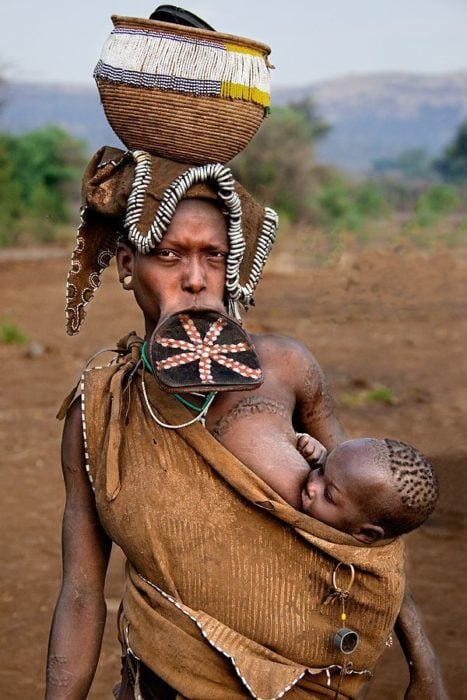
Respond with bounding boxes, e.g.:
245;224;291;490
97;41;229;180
231;102;330;222
434;120;467;183
288;97;331;142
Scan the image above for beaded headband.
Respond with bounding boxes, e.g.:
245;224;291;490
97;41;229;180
65;147;279;335
125;150;277;306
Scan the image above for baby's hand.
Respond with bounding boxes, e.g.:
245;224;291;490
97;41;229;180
296;433;327;465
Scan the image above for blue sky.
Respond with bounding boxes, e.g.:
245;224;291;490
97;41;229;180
2;0;466;88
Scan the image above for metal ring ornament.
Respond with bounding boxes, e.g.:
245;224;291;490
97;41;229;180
332;562;355;593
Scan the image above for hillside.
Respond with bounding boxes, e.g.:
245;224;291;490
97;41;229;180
1;72;467;172
275;71;467;171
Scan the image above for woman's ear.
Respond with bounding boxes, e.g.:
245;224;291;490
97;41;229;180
352;524;385;544
117;244;135;290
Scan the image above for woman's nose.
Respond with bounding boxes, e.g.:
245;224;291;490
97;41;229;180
182;258;207;294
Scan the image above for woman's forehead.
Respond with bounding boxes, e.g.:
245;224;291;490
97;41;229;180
162;199;228;243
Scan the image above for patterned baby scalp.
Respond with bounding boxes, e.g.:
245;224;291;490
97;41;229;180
94;15;273;164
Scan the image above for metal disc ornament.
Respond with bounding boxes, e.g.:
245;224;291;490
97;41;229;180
334;627;359;655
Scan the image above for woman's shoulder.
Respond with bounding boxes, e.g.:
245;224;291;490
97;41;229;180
251;332;319;369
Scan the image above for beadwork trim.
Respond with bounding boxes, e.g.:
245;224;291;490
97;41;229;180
65;207;116;335
80;372;94;492
80;359;119;490
96;62;222;97
111;26;225;50
95;29;270;107
136;573;371;698
324;665;372;687
137;573;306;700
124;150;278;308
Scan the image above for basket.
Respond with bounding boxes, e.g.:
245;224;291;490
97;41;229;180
94;16;272;164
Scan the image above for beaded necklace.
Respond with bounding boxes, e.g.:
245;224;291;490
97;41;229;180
140;341;217;429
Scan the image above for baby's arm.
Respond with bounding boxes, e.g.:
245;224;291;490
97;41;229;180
296;433;327;465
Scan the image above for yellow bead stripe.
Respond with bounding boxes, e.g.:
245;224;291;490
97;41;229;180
220;82;270;107
224;43;263;57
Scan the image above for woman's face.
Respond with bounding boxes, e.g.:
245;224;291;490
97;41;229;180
117;199;229;336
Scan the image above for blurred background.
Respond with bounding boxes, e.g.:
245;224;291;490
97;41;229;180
1;0;467;252
1;1;466;698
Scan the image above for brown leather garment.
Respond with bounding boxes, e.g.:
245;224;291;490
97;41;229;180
70;333;405;699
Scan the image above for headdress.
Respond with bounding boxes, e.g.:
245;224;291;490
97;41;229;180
65;11;279;335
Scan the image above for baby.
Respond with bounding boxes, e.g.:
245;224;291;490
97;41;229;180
284;435;438;544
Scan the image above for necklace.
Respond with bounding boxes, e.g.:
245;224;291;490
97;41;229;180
140;341;217;429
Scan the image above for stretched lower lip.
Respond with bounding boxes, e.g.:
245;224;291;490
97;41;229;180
159;301;226;320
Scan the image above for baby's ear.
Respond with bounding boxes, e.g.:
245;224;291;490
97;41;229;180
352;524;385;544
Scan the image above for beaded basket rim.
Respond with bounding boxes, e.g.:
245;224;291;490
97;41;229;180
110;14;272;57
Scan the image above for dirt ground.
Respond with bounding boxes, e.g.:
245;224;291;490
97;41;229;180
1;246;466;699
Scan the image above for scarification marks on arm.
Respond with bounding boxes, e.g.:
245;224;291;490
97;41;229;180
301;365;335;423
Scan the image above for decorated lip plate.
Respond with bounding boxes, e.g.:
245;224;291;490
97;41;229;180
148;309;263;393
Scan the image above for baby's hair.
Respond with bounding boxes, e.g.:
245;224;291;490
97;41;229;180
378;439;439;536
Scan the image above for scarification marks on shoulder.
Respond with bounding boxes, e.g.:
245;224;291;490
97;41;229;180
211;397;288;438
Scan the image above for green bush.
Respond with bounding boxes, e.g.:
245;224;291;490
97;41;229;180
0;126;86;246
410;185;460;228
354;183;388;219
316;178;389;232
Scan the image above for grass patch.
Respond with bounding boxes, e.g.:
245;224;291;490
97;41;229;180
338;384;397;408
0;318;28;345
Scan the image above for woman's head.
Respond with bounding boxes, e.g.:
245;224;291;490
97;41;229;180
65;149;278;336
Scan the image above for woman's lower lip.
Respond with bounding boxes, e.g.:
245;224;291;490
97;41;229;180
159;301;226;317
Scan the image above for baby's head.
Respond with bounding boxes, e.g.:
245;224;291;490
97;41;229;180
301;438;439;544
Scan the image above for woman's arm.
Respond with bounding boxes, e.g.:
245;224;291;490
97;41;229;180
46;399;112;699
396;583;448;700
289;340;348;449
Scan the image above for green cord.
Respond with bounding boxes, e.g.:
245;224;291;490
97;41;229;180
175;392;216;412
141;341;152;373
141;341;215;412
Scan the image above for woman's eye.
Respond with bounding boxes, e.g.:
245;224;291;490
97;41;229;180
157;249;178;258
207;251;227;259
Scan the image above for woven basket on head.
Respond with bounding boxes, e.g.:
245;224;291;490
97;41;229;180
94;15;272;164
